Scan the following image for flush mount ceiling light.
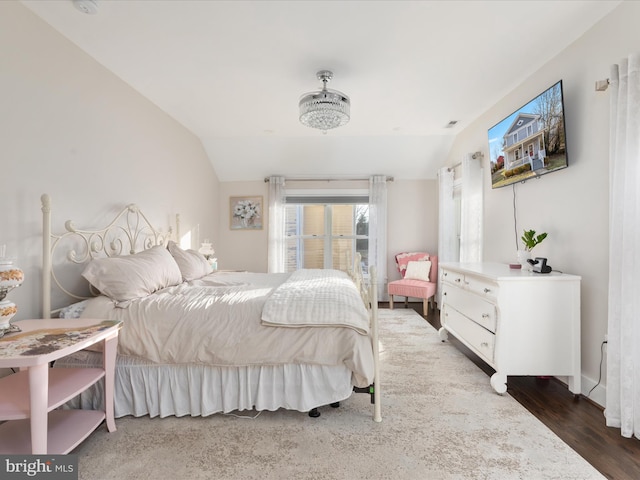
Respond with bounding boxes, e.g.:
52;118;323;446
299;70;350;134
73;0;99;15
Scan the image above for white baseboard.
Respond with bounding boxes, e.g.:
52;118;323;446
581;375;606;408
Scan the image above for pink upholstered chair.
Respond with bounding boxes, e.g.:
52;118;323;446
387;252;438;315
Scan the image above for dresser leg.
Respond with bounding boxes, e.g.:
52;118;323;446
438;327;448;342
567;375;581;398
490;373;507;394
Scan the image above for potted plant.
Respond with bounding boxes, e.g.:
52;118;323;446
518;229;547;269
521;229;547;252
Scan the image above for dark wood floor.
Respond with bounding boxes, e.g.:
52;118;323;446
386;302;640;480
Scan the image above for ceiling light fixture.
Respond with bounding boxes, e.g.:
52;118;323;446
73;0;99;15
299;70;350;134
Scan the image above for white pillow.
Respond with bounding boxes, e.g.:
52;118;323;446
404;260;432;281
167;241;212;281
81;245;182;304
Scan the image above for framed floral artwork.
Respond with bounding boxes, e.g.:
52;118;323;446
230;196;263;230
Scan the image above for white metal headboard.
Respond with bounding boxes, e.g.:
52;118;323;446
41;194;177;318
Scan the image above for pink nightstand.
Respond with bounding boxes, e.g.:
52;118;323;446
0;318;122;454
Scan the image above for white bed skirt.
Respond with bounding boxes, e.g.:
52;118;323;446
54;351;355;418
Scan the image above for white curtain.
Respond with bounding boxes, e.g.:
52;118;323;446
437;167;456;305
460;153;483;262
369;175;388;300
605;54;640;439
267;176;286;273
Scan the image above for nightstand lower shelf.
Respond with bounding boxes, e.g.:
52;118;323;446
0;409;105;454
0;368;105;420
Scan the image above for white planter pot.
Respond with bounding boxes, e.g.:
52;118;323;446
517;250;532;270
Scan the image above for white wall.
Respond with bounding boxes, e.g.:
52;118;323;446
217;181;269;272
444;1;640;405
386;179;438;282
0;2;220;325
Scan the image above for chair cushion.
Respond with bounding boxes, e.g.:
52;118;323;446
388;279;436;299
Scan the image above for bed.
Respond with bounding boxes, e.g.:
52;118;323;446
41;194;381;422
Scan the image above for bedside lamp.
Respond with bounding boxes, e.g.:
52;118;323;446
198;240;217;271
0;245;24;332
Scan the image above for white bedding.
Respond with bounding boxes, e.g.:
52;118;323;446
261;269;370;334
80;270;374;387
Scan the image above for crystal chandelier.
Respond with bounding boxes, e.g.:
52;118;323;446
299;70;350;134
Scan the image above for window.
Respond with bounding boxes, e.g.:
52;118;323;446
284;198;369;273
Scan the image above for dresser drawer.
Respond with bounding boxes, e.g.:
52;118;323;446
442;285;497;333
441;269;464;286
464;275;498;300
442;304;495;364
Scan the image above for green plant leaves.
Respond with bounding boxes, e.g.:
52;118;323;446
521;229;547;251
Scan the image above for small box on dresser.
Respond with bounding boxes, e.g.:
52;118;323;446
438;262;581;395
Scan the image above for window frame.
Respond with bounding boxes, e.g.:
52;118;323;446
284;189;369;272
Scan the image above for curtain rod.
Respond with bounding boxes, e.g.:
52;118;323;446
446;151;483;171
264;176;394;183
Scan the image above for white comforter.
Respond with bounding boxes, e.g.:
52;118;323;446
81;270;374;386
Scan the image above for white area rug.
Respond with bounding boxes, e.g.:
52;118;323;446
73;309;604;479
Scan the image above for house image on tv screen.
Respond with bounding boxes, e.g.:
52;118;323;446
503;113;546;171
488;81;568;189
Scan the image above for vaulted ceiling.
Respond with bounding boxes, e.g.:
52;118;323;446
21;0;621;181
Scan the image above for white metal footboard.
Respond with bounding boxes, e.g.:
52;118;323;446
349;252;381;422
369;264;381;422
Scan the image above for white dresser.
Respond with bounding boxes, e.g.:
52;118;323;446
438;262;581;395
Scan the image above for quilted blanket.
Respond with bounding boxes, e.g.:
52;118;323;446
261;269;370;334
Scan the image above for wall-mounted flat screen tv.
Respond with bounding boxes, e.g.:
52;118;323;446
488;80;568;189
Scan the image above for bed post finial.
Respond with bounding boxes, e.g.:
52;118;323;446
41;193;51;212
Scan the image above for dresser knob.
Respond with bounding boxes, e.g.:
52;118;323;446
484;288;491;293
481;342;489;348
455;278;461;283
482;313;489;319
